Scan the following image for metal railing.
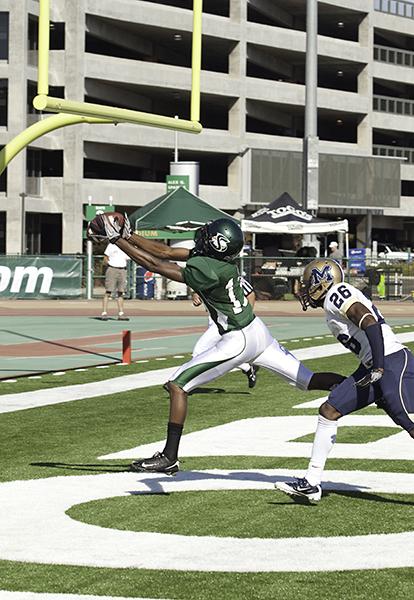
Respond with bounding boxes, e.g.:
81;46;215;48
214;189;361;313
375;0;414;19
373;144;414;163
84;255;414;302
374;44;414;67
373;94;414;116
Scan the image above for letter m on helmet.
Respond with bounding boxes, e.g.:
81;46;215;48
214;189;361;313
310;265;333;287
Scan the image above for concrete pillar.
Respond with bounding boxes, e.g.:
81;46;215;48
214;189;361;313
228;0;247;197
6;1;29;254
62;3;86;253
357;10;373;152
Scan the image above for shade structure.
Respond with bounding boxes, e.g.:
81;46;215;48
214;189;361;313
129;187;237;236
241;192;348;235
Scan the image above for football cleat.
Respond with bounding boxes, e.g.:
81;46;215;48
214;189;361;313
274;477;322;502
245;365;259;389
130;451;179;475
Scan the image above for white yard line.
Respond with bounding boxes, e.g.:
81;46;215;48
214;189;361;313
100;414;414;461
0;368;177;414
1;469;414;572
1;332;414;415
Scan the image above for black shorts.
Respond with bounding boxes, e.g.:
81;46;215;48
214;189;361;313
328;348;414;432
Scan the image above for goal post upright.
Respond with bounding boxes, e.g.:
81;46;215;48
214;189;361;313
33;0;203;134
191;0;203;123
0;0;203;175
38;0;50;95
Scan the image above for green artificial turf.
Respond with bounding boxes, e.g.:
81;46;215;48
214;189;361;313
68;488;414;538
1;338;414;599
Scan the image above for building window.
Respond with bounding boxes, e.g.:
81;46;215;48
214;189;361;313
26;212;62;254
0;13;9;60
0;79;7;127
28;16;65;51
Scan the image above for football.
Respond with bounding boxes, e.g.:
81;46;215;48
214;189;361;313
87;211;125;242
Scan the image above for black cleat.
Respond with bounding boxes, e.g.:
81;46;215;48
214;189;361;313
274;477;322;502
245;365;259;389
130;451;179;475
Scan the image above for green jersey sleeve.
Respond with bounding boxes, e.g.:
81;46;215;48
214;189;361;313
182;256;219;291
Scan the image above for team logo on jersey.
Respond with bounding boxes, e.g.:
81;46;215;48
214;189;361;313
310;265;333;287
209;232;231;253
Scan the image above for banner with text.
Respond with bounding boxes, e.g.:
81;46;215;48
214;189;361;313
0;256;83;298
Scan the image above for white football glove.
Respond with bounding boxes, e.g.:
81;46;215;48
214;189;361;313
121;213;132;240
355;368;384;388
102;214;122;243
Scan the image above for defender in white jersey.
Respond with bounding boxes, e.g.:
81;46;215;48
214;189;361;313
192;276;259;388
276;258;414;502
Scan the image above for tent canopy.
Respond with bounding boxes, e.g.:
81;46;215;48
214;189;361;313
241;192;348;234
129;187;237;234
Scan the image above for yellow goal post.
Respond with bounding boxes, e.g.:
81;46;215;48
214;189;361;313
33;0;203;133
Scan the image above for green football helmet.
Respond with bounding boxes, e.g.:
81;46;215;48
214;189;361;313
193;218;244;262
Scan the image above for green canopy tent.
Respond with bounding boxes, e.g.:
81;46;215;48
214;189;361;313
129;186;237;239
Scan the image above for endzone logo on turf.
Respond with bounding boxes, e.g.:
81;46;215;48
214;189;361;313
0;266;53;293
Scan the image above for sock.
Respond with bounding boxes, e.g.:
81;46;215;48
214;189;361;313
305;415;338;486
239;363;251;373
163;421;183;461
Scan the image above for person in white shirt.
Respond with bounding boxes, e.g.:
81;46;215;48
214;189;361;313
101;243;130;321
275;258;414;502
328;240;343;261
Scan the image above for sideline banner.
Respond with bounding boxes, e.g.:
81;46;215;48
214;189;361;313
0;256;82;298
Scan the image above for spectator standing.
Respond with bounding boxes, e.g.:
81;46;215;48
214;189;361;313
100;243;130;321
328;241;343;261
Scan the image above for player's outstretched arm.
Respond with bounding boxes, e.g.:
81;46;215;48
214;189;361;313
128;233;190;262
116;238;185;283
346;301;384;386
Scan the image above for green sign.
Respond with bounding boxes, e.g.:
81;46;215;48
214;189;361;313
136;229;195;240
84;204;115;221
166;175;190;193
0;257;82;298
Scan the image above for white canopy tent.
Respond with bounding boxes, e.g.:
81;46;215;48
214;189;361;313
241;192;349;256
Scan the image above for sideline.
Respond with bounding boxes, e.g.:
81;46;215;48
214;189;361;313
1;332;414;415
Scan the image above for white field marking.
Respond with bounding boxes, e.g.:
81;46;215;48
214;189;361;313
96;365;110;369
52;372;66;376
0;593;171;600
1;469;414;572
294;395;328;409
2;331;414;416
100;415;414;461
2;380;16;383
28;376;42;380
173;355;185;358
74;368;88;372
0;368;177;414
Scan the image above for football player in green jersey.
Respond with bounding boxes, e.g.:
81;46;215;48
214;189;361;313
91;214;345;475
